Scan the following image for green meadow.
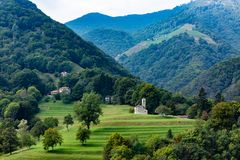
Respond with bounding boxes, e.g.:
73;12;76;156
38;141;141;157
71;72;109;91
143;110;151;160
1;102;194;160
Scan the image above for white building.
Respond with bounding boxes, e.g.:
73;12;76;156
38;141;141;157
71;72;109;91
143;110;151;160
105;96;113;104
59;87;71;94
134;98;148;114
50;87;71;95
61;71;68;77
51;90;59;95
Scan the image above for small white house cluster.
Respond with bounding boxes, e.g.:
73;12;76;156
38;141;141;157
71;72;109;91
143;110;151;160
51;87;71;95
134;98;148;114
61;71;68;77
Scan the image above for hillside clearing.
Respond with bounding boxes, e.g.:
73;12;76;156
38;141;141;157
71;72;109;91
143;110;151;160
1;102;194;160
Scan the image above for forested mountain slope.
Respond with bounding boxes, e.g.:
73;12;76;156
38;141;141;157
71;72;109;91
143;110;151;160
83;29;136;57
65;7;185;57
135;0;240;51
182;57;240;101
119;0;240;96
65;0;240;98
0;0;128;93
121;34;238;92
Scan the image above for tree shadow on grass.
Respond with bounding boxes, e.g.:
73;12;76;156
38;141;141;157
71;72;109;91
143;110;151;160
3;147;35;157
46;143;103;155
80;143;103;148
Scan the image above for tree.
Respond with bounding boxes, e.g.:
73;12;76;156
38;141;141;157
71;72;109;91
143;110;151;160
103;133;130;160
197;88;211;114
153;145;176;160
91;73;114;97
76;126;91;145
42;128;63;151
145;135;170;155
187;104;199;119
0;98;10;118
27;86;42;101
210;102;240;130
155;105;171;116
166;129;173;139
61;93;72;104
4;102;20;119
74;92;102;129
31;120;46;141
128;135;146;155
63;114;74;131
17;119;36;148
114;77;136;104
1;127;19;154
12;69;44;93
110;145;133;160
215;92;225;104
17;97;39;121
44;117;59;129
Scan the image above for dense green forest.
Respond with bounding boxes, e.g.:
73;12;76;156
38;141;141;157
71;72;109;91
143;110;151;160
83;29;136;57
120;0;240;96
121;34;238;92
182;57;240;101
135;0;240;50
0;0;128;94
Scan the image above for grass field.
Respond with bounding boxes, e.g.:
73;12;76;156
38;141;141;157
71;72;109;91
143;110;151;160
1;102;195;160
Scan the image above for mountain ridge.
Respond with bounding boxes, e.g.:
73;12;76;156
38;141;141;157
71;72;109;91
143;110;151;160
0;0;129;93
66;0;240;99
65;6;185;35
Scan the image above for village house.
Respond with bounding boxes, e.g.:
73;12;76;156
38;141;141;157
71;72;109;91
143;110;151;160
105;96;114;104
134;98;148;114
60;71;68;77
51;90;59;95
50;87;71;95
59;87;71;94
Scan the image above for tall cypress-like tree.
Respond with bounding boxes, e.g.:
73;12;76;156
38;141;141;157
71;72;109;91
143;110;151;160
197;88;211;115
166;129;173;139
215;92;225;104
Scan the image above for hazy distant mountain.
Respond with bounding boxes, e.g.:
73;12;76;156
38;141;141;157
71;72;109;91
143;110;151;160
65;8;184;35
0;0;128;92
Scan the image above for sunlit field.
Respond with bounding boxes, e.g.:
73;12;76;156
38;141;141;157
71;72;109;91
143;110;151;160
1;102;194;160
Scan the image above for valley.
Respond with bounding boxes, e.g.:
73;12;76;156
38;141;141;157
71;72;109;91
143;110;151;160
1;102;194;160
68;0;240;100
0;0;240;159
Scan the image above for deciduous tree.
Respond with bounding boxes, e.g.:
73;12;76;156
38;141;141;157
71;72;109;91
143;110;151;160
42;128;63;151
74;92;102;129
63;114;74;131
76;126;91;145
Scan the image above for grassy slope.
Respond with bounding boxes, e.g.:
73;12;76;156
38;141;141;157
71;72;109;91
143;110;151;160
1;102;194;160
122;24;216;57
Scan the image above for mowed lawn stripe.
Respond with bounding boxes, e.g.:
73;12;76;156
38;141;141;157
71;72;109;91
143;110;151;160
1;102;194;160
